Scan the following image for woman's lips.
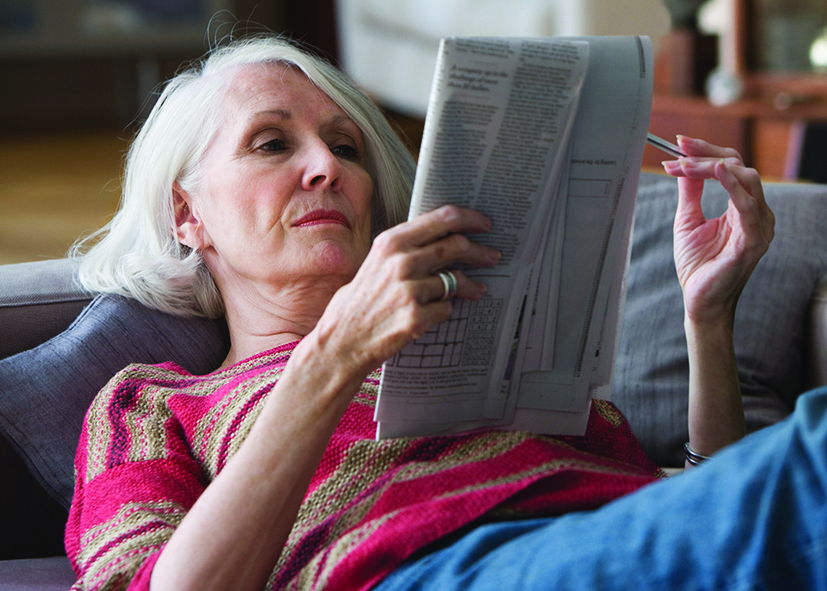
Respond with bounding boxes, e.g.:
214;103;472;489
293;209;351;229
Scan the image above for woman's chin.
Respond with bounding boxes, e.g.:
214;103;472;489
309;239;365;278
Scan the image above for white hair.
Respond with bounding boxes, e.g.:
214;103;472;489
71;35;416;318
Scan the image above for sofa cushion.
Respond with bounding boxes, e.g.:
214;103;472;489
0;556;76;591
807;277;827;389
612;173;827;467
0;295;230;508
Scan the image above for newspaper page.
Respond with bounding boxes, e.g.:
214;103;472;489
375;35;653;439
509;35;653;433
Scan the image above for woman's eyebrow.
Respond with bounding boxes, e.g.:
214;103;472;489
244;110;359;136
249;109;292;123
329;114;353;126
327;114;362;136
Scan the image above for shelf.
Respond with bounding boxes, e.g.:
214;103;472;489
0;27;210;60
0;0;232;61
645;93;827;181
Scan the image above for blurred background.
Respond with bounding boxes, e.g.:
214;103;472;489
3;0;827;264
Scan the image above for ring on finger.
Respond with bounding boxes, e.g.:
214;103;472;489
437;270;458;301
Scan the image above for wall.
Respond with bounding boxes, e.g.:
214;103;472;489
0;0;283;134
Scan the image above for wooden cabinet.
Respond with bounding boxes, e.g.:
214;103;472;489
644;93;827;181
646;0;827;181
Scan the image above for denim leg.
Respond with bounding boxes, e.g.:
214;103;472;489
375;386;827;591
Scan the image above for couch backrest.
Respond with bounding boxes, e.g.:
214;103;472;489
808;277;827;389
2;172;827;497
0;260;230;509
0;259;92;360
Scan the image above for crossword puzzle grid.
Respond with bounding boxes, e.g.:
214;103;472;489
391;298;503;368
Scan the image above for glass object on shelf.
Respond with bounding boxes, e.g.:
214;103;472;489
751;0;827;73
662;0;708;26
706;67;744;105
810;26;827;72
698;0;744;104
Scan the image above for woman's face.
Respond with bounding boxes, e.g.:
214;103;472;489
176;62;374;297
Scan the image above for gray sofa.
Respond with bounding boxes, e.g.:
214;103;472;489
1;172;826;589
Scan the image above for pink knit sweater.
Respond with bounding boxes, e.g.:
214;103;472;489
66;341;661;590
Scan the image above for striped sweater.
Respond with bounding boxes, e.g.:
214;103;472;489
66;341;661;591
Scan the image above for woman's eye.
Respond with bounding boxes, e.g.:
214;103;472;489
259;138;286;152
331;144;360;160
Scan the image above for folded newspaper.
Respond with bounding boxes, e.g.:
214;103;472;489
375;35;653;439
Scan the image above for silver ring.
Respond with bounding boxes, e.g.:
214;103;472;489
438;271;458;301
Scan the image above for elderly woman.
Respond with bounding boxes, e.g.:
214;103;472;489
66;35;824;591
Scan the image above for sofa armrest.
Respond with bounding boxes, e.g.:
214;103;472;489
0;438;67;560
0;259;92;360
0;259;89;560
806;276;827;390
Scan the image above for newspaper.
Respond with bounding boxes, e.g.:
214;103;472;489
375;35;653;439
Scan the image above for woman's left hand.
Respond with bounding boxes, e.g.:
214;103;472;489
662;136;775;327
662;136;774;460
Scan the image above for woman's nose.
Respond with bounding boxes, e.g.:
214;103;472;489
301;142;343;192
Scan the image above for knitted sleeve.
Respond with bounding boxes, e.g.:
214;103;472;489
65;367;208;591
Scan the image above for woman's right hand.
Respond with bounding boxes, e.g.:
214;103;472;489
307;204;500;382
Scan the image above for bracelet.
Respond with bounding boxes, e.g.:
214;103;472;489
684;442;711;466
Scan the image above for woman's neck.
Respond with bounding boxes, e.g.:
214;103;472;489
218;332;303;370
217;279;339;370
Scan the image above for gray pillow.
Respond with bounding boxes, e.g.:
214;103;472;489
613;173;827;467
0;295;229;508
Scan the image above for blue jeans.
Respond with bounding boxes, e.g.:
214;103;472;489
375;386;827;591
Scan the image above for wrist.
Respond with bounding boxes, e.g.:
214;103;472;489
684;313;735;353
288;332;371;410
684;308;745;457
684;442;711;467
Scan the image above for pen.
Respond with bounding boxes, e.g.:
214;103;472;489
646;133;687;158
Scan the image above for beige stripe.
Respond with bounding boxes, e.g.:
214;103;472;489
77;500;185;588
194;366;283;478
280;512;397;590
593;399;624;427
84;364;165;481
124;383;174;463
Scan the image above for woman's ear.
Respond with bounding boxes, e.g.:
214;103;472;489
173;183;208;250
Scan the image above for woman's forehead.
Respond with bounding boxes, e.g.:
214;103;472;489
222;62;343;121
